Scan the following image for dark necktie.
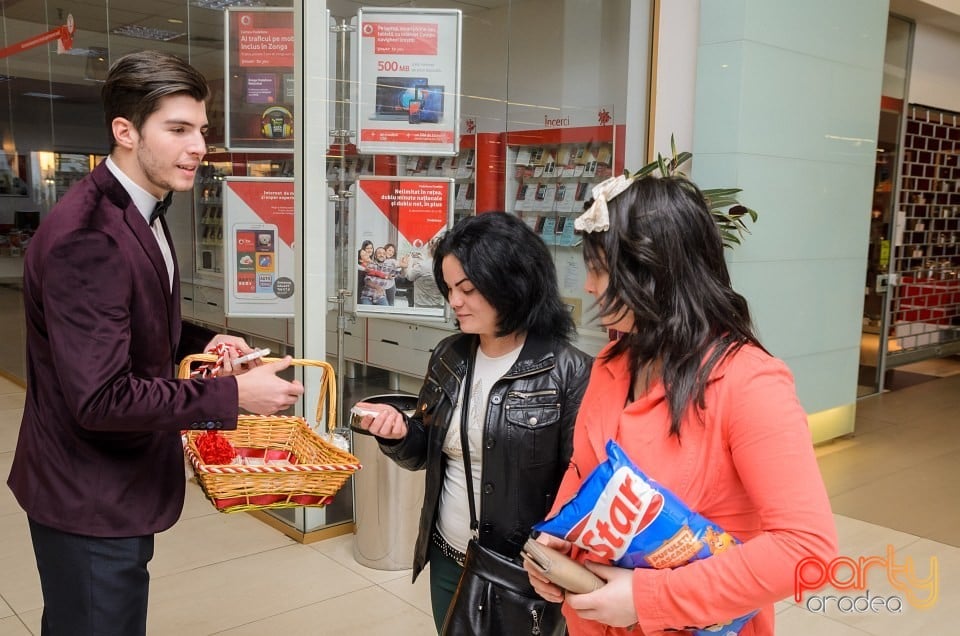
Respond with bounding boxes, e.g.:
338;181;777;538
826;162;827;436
149;192;173;226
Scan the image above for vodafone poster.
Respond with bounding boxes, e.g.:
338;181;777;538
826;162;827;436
225;8;296;152
356;8;461;156
353;177;453;319
223;177;295;317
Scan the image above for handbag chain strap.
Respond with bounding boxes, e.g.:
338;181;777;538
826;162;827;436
458;355;480;541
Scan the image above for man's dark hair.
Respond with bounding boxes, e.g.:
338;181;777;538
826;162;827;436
433;212;576;341
101;51;210;149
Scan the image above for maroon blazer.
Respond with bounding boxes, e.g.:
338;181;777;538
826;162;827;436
8;161;239;537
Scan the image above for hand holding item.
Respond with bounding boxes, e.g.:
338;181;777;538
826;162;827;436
522;537;604;595
203;334;253;357
523;533;573;602
219;348;270;376
350;402;408;439
192;339;257;378
536;440;757;635
563;562;639;629
234;356;304;415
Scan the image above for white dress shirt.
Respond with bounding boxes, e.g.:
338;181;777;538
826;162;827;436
104;156;175;292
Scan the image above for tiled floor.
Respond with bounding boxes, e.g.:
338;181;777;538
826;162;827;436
0;373;958;635
1;269;958;635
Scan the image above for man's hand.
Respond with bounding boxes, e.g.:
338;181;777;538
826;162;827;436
234;356;304;415
203;334;252;356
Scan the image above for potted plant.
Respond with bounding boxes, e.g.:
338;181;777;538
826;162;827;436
632;136;758;248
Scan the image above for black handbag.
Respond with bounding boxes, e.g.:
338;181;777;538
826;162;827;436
440;359;565;636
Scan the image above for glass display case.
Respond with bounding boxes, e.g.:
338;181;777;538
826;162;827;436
195;163;229;278
502;121;620;336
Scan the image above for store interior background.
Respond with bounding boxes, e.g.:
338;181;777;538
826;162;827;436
0;0;958;533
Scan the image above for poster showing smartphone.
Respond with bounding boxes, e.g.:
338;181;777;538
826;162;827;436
233;223;279;299
223;177;294;318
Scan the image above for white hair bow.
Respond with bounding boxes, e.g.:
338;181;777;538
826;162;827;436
573;175;634;233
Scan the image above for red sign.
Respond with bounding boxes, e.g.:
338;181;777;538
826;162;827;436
228;181;295;247
0;15;74;59
236;11;294;67
359;129;455;144
360;180;448;246
362;22;438;55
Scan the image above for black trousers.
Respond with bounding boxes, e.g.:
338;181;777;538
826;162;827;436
28;518;155;636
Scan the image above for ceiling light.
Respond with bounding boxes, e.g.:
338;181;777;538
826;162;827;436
24;92;64;100
190;0;266;10
62;46;108;59
111;25;186;42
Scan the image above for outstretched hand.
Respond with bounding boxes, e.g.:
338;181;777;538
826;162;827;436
351;401;408;439
234;356;304;415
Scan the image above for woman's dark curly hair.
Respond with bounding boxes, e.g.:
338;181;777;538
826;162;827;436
582;175;764;437
433;212;576;342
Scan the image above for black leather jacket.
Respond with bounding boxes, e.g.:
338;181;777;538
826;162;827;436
378;331;592;581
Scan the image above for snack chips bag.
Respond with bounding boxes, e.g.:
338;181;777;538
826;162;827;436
535;440;757;636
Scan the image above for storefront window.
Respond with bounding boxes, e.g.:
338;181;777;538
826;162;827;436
0;0;650;535
324;0;639;358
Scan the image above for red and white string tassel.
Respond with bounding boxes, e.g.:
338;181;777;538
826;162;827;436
190;342;236;379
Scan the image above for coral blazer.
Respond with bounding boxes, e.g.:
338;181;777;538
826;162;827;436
552;343;838;636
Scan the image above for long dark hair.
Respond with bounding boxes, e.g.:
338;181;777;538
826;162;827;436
102;51;210;150
582;175;763;436
434;212;576;341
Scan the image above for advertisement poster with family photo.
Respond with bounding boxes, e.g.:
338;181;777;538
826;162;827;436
353;176;453;320
223;177;295;317
355;7;461;155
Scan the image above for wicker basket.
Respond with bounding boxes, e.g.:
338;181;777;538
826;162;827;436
177;354;361;513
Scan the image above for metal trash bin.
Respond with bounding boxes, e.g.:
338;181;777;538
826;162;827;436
351;393;425;570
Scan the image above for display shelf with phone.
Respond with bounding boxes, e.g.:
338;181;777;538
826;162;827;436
503;125;623;339
194;163;230;279
326;152;376;185
505;130;619;239
193;157;294;281
396;132;503;224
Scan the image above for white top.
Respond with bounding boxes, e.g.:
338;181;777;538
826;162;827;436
437;342;523;553
104;156;174;292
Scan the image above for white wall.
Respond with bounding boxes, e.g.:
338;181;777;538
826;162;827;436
458;0;632;131
909;22;960;110
690;0;889;440
650;0;699;159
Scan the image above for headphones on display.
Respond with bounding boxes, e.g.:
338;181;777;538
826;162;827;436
260;105;294;139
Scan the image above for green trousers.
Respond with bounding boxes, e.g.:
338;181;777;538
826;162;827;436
428;541;464;633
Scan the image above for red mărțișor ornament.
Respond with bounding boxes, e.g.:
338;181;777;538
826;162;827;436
195;431;236;465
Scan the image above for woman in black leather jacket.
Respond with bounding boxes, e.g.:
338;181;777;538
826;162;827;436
354;212;591;633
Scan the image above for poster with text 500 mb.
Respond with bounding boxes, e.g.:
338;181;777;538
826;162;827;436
356;7;461;156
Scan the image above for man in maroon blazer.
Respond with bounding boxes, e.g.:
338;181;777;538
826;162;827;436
7;51;305;636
